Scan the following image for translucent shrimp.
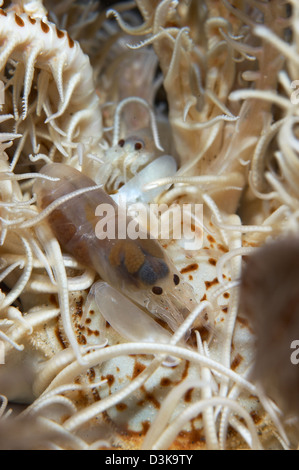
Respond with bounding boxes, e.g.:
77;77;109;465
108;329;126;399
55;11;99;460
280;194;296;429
33;163;198;333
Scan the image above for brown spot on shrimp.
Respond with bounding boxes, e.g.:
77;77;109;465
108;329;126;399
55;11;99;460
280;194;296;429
109;240;145;274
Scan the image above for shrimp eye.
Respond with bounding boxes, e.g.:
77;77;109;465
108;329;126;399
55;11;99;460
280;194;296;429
152;286;163;295
173;274;180;285
118;139;125;147
134;141;143;151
